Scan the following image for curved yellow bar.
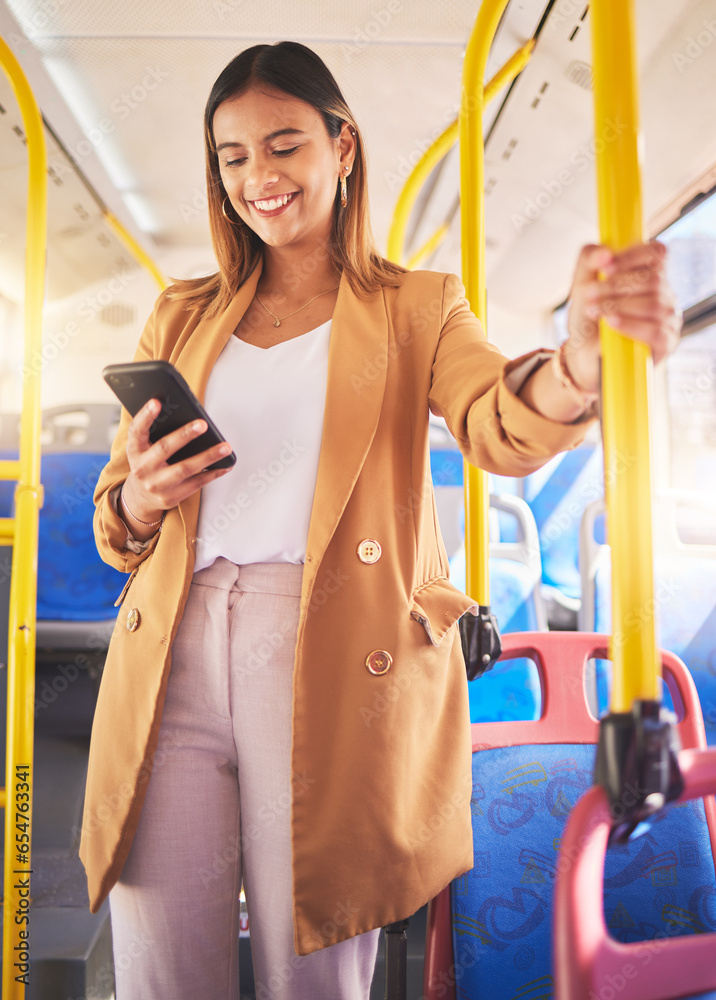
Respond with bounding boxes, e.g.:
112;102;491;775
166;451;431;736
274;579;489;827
0;34;46;1000
0;460;20;481
387;119;458;266
406;221;451;270
590;1;659;708
387;39;534;268
103;210;167;291
460;0;517;606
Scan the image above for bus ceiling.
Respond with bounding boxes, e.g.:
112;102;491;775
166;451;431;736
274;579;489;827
0;0;713;321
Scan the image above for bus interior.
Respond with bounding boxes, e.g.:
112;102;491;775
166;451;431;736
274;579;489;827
0;0;716;997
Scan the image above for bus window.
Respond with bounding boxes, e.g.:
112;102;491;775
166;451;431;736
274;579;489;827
666;319;716;496
660;189;716;512
660;190;716;311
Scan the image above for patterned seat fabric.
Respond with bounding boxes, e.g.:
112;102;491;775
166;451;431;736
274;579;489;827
452;743;716;1000
523;443;603;601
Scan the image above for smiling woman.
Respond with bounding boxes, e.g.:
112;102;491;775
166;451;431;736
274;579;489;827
169;41;405;326
211;86;355;347
79;35;681;1000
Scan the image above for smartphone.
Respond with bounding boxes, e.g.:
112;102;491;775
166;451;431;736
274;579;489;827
103;360;236;471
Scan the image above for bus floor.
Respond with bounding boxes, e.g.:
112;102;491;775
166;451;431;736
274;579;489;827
0;539;109;997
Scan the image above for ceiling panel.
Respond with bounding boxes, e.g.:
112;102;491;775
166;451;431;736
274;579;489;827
6;0;477;43
24;37;470;252
0;69;140;303
1;0;715;331
0;0;544;302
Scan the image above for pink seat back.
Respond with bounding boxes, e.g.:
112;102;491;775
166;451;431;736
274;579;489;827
423;632;716;1000
554;748;716;1000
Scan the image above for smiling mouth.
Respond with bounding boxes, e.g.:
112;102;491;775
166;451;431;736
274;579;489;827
249;191;299;215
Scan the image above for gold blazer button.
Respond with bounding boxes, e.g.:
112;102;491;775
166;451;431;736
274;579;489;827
357;539;381;564
126;608;141;632
366;650;392;675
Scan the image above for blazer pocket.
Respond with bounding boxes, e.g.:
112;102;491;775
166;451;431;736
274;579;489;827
114;568;138;608
410;577;477;646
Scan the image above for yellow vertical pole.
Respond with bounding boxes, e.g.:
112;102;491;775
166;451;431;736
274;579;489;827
0;35;46;1000
460;0;513;605
590;1;659;708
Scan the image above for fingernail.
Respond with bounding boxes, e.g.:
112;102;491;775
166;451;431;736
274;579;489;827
219;444;231;455
192;420;204;432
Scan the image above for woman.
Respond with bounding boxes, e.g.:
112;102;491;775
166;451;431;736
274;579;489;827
82;40;680;1000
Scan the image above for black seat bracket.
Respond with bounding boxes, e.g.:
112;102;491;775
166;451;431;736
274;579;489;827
459;604;502;681
595;699;684;843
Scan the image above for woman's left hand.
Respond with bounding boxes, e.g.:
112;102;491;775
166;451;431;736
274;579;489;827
562;241;683;393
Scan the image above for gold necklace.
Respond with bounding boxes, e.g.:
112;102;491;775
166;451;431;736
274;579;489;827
255;284;340;327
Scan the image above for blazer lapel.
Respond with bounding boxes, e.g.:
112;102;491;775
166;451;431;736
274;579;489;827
173;258;263;537
174;257;263;403
168;256;389;583
303;272;389;598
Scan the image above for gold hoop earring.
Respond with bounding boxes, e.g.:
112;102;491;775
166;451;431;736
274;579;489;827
340;168;349;209
222;197;233;219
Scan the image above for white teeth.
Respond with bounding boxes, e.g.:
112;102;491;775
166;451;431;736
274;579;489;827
254;193;293;211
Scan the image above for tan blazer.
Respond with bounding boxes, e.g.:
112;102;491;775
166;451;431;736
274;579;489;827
81;258;592;955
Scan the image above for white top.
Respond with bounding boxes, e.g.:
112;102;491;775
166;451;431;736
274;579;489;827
193;319;332;572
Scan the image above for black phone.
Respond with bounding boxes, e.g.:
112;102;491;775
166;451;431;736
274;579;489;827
102;360;236;471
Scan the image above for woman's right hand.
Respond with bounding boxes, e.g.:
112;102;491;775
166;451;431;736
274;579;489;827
120;398;232;538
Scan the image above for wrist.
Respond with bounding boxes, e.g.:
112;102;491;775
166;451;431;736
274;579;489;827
553;341;600;407
120;481;165;530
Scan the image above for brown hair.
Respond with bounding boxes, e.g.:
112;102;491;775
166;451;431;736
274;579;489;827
169;41;405;316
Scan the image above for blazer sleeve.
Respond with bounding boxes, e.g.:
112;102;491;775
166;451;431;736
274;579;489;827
93;292;166;573
428;272;597;476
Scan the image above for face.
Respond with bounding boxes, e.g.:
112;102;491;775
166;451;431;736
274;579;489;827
213;86;354;252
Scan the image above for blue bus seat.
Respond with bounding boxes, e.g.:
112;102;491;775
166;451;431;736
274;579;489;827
430;449;523;556
431;441;604;629
448;494;547;725
522;439;603;603
581;494;716;744
430;449;466;561
0;405;125;650
422;631;716;1000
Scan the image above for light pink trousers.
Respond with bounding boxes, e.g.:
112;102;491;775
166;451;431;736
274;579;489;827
109;557;380;1000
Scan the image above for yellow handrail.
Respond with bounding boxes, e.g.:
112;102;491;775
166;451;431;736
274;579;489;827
406;221;451;271
387;118;458;266
0;463;20;481
590;0;659;709
103;210;167;291
387;39;534;268
460;0;518;607
0;34;47;1000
